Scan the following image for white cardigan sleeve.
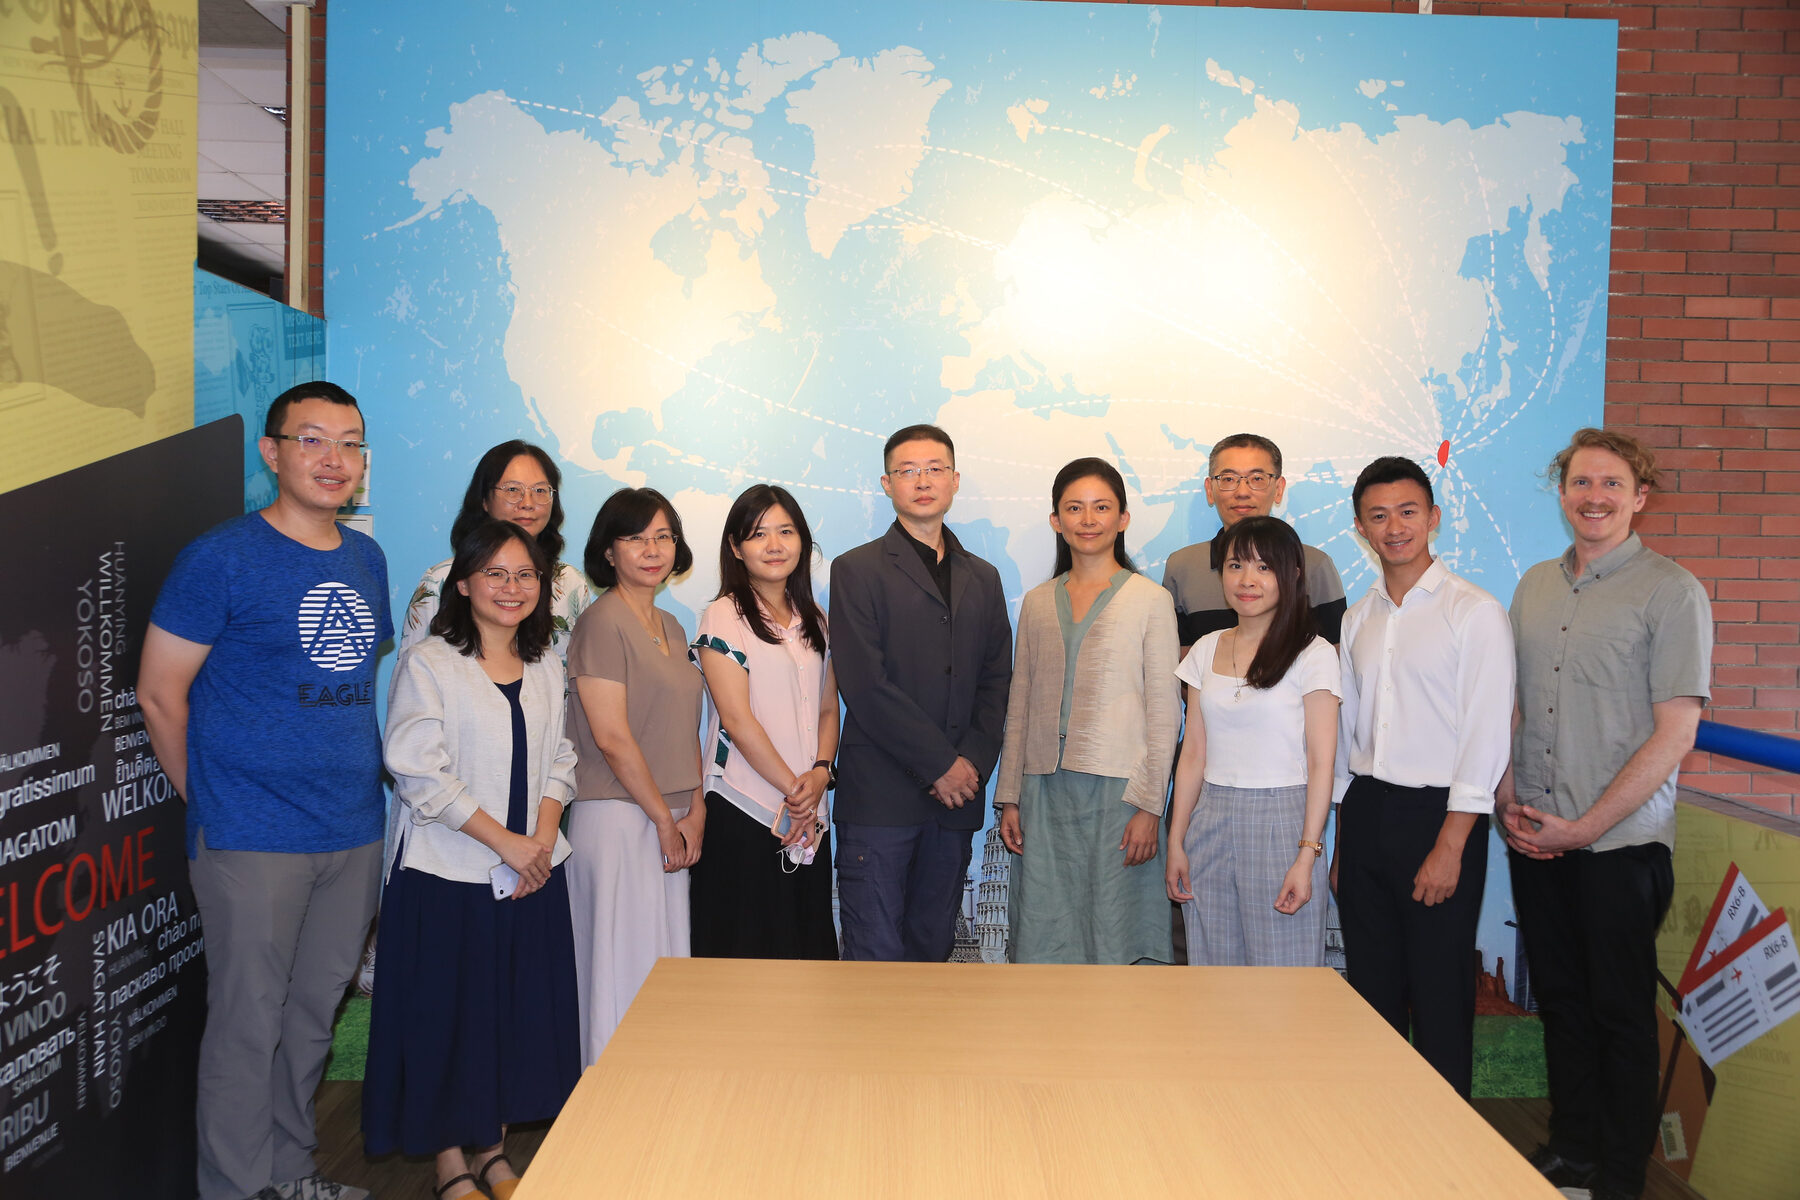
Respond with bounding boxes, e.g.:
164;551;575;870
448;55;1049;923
383;644;483;832
541;657;579;809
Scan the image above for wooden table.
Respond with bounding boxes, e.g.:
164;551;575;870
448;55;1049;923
516;959;1559;1198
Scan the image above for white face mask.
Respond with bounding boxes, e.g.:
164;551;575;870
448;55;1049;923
779;832;819;872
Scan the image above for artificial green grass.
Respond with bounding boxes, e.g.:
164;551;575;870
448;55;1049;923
325;996;1547;1097
325;995;371;1082
1472;1014;1548;1098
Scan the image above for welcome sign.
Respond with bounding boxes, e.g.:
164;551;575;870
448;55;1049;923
0;419;241;1199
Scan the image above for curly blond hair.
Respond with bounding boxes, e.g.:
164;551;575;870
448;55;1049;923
1551;427;1659;491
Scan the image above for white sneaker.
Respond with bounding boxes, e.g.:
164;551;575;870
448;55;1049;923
356;941;377;996
277;1174;371;1200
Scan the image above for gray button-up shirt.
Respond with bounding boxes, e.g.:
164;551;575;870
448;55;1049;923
1510;533;1712;852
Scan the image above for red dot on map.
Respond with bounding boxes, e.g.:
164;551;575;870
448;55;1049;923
1437;440;1450;467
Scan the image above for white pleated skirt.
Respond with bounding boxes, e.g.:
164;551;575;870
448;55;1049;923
564;796;691;1065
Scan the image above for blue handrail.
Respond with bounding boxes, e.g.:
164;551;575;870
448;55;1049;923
1695;719;1800;775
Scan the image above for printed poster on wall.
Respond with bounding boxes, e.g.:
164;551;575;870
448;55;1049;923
329;0;1618;979
1654;803;1800;1197
0;0;199;494
194;267;329;513
0;418;242;1200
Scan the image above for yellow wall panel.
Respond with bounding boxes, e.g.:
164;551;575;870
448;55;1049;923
1659;801;1800;1199
0;0;198;492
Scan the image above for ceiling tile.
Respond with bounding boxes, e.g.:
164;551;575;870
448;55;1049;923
234;223;289;246
200;0;285;49
199;100;286;142
199;172;279;201
202;139;285;175
205;60;287;108
197;67;238;105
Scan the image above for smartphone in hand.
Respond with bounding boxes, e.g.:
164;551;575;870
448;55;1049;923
489;863;520;900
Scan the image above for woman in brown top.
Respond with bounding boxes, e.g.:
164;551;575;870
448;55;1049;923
564;487;705;1064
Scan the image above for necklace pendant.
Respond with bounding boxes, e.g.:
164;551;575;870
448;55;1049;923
650;635;662;646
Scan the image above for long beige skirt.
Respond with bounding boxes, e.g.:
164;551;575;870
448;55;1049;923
564;795;691;1065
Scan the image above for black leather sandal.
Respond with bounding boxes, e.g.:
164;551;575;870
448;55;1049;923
475;1152;519;1200
435;1172;479;1199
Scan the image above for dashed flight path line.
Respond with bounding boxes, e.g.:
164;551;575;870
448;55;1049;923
413;79;1566;595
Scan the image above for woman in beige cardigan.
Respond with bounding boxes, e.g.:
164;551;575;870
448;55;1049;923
995;458;1181;963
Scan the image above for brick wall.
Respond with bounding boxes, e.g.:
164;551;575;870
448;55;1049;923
1142;0;1799;816
1599;0;1800;817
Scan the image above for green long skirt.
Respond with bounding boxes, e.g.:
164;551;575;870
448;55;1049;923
1007;769;1173;965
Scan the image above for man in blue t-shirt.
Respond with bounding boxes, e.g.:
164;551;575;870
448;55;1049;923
142;381;390;1200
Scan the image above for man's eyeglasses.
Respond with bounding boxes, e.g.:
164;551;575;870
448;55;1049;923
887;466;951;482
617;533;677;549
270;434;367;456
1211;470;1275;493
493;484;556;505
478;567;542;588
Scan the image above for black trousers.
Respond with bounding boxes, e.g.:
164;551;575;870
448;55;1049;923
1509;841;1673;1197
1337;776;1489;1098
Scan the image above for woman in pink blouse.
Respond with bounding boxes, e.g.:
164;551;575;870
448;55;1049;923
689;484;841;958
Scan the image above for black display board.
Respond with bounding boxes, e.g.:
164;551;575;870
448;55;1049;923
0;418;243;1199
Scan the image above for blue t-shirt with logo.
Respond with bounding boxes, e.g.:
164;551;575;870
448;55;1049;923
151;512;393;856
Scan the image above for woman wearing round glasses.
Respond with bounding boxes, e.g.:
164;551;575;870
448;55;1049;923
689;484;840;959
366;519;581;1200
401;440;593;659
564;487;705;1062
370;442;593;997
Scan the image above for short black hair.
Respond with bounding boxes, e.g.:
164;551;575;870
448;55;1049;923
450;440;568;566
429;519;555;663
1208;432;1282;477
883;424;955;471
1351;456;1434;518
264;380;361;438
583;487;694;588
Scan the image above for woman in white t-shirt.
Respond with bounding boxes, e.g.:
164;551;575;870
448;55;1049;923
1165;516;1340;966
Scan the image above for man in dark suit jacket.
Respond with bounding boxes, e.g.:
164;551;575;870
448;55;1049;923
829;424;1013;961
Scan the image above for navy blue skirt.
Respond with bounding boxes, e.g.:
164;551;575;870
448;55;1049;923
361;863;581;1156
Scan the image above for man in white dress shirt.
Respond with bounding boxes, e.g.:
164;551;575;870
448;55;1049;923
1331;456;1515;1098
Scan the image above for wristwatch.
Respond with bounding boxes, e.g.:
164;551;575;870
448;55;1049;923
813;759;838;790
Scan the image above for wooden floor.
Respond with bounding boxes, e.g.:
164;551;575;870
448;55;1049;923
315;1081;550;1200
314;1081;1703;1199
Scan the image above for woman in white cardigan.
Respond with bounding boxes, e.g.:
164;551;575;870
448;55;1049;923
364;520;580;1200
995;458;1180;964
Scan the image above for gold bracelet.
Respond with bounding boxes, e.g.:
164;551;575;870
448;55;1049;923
1298;840;1324;855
